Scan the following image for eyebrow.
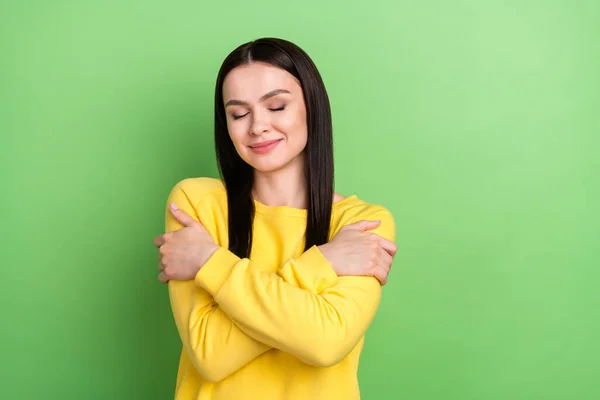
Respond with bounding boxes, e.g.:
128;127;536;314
225;89;291;107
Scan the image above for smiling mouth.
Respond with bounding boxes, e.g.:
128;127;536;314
249;139;283;148
248;139;282;154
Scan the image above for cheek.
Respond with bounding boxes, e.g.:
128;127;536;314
278;110;307;144
226;123;246;149
292;124;308;150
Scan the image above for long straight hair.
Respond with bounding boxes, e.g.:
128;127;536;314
214;38;334;259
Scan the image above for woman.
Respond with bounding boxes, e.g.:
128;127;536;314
153;38;397;400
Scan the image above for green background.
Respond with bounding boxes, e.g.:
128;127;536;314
2;1;599;399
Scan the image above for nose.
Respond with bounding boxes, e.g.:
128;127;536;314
250;110;270;136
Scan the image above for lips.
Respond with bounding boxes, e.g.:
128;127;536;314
249;139;282;148
248;139;282;154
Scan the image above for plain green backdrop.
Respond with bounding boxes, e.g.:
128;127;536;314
1;0;599;399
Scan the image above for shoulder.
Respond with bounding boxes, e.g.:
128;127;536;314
167;177;226;208
332;195;396;239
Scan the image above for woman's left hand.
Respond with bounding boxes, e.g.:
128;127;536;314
153;204;220;283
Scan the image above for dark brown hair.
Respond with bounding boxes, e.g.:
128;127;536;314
214;38;334;258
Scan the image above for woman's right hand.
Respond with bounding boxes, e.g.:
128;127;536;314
317;220;398;285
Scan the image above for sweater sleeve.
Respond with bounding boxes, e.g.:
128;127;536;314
165;181;340;382
195;208;396;368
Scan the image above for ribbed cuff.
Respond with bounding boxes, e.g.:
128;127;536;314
195;247;240;296
294;245;338;286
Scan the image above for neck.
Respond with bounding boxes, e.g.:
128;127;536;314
252;157;307;209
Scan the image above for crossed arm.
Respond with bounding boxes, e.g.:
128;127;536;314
165;188;396;382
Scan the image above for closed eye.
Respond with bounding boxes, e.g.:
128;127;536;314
232;105;285;120
232;112;249;120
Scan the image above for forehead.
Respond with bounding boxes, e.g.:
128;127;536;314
222;62;301;101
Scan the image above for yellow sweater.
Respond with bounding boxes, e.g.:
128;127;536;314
165;177;396;400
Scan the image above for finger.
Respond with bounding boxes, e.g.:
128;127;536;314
377;237;398;256
365;259;388;285
169;203;201;229
378;246;393;271
373;265;389;285
158;271;169;284
153;235;165;248
158;262;165;271
344;219;381;232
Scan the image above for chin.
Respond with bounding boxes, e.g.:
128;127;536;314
238;145;305;174
247;157;290;173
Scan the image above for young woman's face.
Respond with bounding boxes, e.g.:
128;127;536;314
222;62;308;173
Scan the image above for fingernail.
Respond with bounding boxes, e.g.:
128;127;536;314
169;203;179;212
